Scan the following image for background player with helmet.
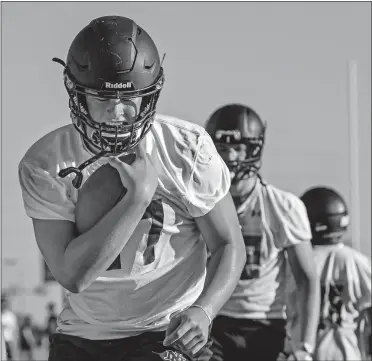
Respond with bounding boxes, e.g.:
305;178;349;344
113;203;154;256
285;187;371;361
205;104;320;361
18;16;246;361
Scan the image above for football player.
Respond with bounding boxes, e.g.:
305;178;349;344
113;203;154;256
205;104;320;361
18;16;246;361
287;186;371;360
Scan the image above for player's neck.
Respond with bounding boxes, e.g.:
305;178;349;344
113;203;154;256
231;176;258;208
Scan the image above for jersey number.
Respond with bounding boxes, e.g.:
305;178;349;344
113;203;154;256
241;235;262;280
106;199;164;270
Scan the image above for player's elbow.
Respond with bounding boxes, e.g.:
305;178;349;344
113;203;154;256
55;273;81;294
63;282;81;294
60;278;89;294
46;257;94;293
41;262;80;294
55;268;90;294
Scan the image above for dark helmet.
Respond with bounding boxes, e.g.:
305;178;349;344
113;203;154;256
300;187;349;244
205;104;266;182
61;15;164;154
54;16;164;188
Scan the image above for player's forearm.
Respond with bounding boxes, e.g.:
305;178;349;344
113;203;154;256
62;193;150;293
192;241;246;320
297;273;320;348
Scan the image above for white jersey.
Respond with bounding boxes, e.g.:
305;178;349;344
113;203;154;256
287;243;371;360
219;180;312;320
19;114;230;340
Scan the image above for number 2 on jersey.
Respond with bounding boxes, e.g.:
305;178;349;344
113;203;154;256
106;199;165;270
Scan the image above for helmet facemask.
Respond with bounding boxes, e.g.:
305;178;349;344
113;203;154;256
53;59;164;189
214;132;265;184
64;68;164;156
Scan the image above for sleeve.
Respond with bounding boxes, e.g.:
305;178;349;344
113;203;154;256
345;251;371;311
277;194;312;248
184;132;231;217
18;159;75;222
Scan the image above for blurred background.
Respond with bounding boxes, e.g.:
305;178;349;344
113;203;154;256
1;1;371;360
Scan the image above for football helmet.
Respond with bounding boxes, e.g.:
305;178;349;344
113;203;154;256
53;16;164;188
300;187;349;245
205;104;266;183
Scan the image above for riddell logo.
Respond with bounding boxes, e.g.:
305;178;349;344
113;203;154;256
104;81;134;90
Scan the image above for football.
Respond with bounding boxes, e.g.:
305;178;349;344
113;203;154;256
75;154;135;234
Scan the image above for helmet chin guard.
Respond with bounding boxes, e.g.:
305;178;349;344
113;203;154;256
65;67;164;156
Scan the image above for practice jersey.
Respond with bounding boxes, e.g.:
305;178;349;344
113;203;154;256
287;243;371;359
219;180;312;320
19;114;230;340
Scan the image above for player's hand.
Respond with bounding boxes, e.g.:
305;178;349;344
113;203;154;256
287;351;313;361
163;306;210;358
108;141;158;202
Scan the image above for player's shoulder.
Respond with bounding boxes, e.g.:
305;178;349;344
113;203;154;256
21;124;75;163
262;183;312;245
150;113;213;170
340;244;371;266
329;243;359;258
315;244;369;266
19;124;80;173
150;114;229;216
152;113;207;150
154;113;206;135
264;183;306;214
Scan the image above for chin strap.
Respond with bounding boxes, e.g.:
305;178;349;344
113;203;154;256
58;150;108;189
